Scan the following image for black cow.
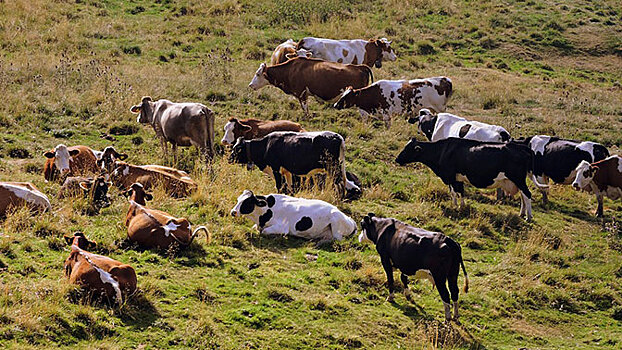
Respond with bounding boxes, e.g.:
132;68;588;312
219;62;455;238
229;131;360;198
512;135;609;203
396;138;549;220
359;213;468;323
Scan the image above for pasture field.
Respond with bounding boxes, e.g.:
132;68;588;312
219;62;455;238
1;0;621;348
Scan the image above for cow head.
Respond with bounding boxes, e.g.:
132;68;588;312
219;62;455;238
97;146;128;175
366;38;396;68
64;231;97;250
359;213;379;243
222;118;251;146
111;161;131;187
572;160;597;190
130;96;154;124
249;63;269;90
230;190;272;218
334;87;356;110
80;176;112;212
229;137;252;169
377;38;396;63
395;138;424;166
123;182;153;205
412;109;437;141
43;144;80;176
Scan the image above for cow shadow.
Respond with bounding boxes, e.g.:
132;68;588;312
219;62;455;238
114;290;160;330
535;199;601;223
249;233;351;253
115;238;209;267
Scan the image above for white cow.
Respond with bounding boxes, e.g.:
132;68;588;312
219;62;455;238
414;109;511;142
297;37;397;68
230;190;357;242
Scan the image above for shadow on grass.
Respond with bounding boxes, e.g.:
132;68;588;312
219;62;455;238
114;290;160;330
115;237;209;267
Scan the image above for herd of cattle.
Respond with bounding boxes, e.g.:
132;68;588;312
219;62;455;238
1;36;621;323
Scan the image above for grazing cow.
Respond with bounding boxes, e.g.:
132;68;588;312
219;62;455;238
297;37;397;68
248;57;374;116
221;117;305;145
411;109;510;143
123;183;209;249
396;138;549;220
270;39;311;65
96;146;128;175
572;156;622;217
334;77;453;128
0;182;51;216
59;176;112;214
512;135;609;203
230;190;356;242
110;161;197;197
228;131;360;198
130;96;215;161
43;144;100;181
64;232;137;304
359;213;468;322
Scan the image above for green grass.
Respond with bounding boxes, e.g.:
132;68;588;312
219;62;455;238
1;0;622;348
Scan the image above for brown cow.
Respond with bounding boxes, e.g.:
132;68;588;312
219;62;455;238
0;182;51;216
124;183;210;249
248;57;374;116
110;161;197;197
64;232;137;304
220;117;305;145
573;155;622;217
43;144;101;181
270;39;311;66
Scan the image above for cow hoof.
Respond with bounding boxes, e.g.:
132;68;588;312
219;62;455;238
386;294;395;303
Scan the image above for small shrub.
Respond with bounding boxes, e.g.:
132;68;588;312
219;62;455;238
122;45;141;55
131;136;143;145
129;6;145;15
612;306;622;321
416;40;436;55
480;37;499;49
109;123;139;135
7;147;30;159
52;129;74;138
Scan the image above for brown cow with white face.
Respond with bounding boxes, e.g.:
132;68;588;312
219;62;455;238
124;183;209;249
297;37;397;68
0;182;51;216
110;161;197;198
43;144;101;181
221;117;305;145
573;155;622;217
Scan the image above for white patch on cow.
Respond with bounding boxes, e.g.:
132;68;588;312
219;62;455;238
52;144;72;173
529;135;551;155
358;227;371;243
1;183;51;211
122;166;130;176
430;113;509;143
414;269;435;287
249;63;269;90
162;221;180;237
91;149;103;160
605;185;622;200
221;121;236;145
576;141;595;157
79;251;122;302
572;160;593;189
617;157;622;173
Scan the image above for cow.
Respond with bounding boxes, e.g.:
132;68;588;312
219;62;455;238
395;138;549;220
230;190;357;243
512;135;610;203
228;131;360;198
572;155;622;217
0;182;51;217
359;213;468;323
410;109;510;143
64;232;137;304
270;39;312;66
123;183;209;249
130;96;215;162
58;176;112;215
221;117;305;145
110;161;197;198
43;144;100;181
248;57;374;116
297;37;397;68
334;77;453;128
96;146;129;175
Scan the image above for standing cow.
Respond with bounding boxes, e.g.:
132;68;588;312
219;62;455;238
130;96;215;162
297;37;397;68
573;155;622;217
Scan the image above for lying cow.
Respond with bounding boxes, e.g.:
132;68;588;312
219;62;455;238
359;213;468;322
111;161;197;197
270;39;311;65
0;182;51;216
43;144;101;181
573;155;622;217
297;37;397;68
231;190;356;242
130;96;215;162
124;183;209;249
64;232;137;304
228;131;360;198
58;176;112;215
96;146;129;175
512;135;610;203
396;138;549;220
249;57;374;116
334;77;453;128
411;109;510;143
221;117;305;145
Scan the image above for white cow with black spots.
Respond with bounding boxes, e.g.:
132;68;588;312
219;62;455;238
230;190;357;243
412;109;511;143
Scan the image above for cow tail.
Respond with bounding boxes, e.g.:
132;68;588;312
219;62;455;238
461;258;469;294
190;225;211;245
204;107;215;159
449;238;469;293
364;65;374;84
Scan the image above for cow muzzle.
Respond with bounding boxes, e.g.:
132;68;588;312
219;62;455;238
230;210;238;217
572;183;581;190
374;60;382;68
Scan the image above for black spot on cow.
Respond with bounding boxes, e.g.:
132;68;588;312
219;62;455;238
500;131;510;142
259;209;273;228
240;197;256;215
266;195;276;208
295;216;313;231
458;124;472;138
390;91;395;98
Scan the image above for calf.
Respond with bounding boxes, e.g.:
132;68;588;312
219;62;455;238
64;232;137;304
230;190;356;242
572;156;622;217
124;183;209;249
359;213;468;322
228;131;360;198
334;77;452;128
58;176;111;214
512;135;609;203
110;161;197;197
396;138;549;220
43;144;100;181
297;37;397;68
270;39;311;65
249;57;373;116
412;109;510;143
0;182;51;216
221;117;305;145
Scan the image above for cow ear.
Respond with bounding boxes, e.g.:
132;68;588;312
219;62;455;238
240;124;252;132
79;181;92;191
142;96;152;103
368;212;375;218
130;105;141;113
118;153;128;160
96;159;104;167
69;149;80;156
44;151;55;158
87;240;97;250
414;146;422;152
64;235;73;245
145;193;153;201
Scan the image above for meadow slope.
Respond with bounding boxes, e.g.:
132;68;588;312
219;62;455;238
0;0;621;348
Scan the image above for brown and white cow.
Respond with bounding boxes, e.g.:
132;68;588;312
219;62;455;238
334;77;453;128
58;176;112;215
130;97;215;162
221;117;305;145
270;39;311;66
0;182;51;216
64;232;137;304
248;57;374;116
297;37;397;68
110;161;197;198
124;183;209;249
43;144;101;181
572;155;622;217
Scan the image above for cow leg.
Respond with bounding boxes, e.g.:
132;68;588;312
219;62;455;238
282;170;294;193
401;273;412;300
298;90;309;117
519;189;533;221
538;176;550;204
159;138;168;160
273;169;287;194
433;273;452;322
450;182;465;207
380;255;395;302
496;188;504;201
171;143;178;165
447;271;460;323
596;193;604;217
382;113;392;129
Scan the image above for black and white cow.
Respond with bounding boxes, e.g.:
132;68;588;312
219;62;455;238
228;131;360;198
359;213;468;322
512;135;609;203
396;138;549;220
230;190;357;242
410;109;511;143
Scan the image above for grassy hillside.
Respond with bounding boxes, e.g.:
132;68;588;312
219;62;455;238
1;0;621;348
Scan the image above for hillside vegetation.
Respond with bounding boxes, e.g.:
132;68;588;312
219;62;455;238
1;0;621;348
